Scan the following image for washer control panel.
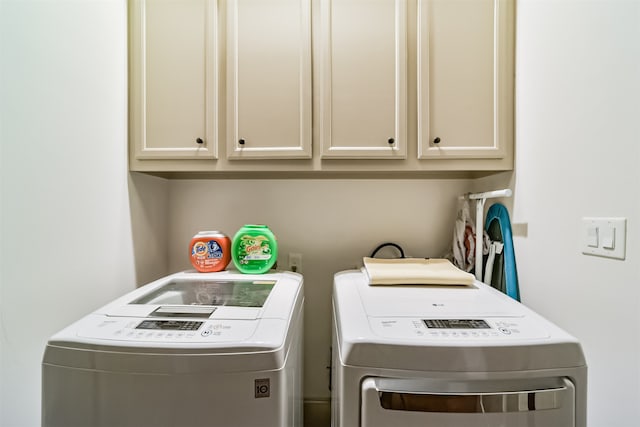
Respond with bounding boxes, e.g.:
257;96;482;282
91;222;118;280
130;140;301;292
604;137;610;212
77;316;258;343
369;317;550;341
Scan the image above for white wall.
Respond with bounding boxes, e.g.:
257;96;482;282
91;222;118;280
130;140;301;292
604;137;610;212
0;1;167;426
478;1;640;425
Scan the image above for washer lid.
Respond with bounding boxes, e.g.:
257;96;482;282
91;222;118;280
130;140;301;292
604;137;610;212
47;271;303;345
104;277;276;319
44;271;304;373
132;278;275;307
95;271;300;321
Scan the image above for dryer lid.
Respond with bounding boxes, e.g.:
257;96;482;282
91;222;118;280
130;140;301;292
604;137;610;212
356;274;519;318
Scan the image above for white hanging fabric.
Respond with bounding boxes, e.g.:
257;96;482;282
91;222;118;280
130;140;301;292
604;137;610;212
452;189;512;281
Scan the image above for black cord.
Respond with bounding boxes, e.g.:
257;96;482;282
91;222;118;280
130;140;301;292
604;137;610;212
369;242;405;259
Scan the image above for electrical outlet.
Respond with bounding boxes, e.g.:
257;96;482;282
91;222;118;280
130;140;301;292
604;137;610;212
288;253;302;273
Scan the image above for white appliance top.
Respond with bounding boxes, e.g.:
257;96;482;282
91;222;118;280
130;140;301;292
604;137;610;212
44;271;303;372
333;270;586;373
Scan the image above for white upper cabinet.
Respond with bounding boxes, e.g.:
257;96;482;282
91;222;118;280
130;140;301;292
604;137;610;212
129;0;514;173
418;0;514;159
226;0;312;159
129;0;218;160
318;0;407;159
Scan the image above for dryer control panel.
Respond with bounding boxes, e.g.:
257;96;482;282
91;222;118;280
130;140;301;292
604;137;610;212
369;317;550;341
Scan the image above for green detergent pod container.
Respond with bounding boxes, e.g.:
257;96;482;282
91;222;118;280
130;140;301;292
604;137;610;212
231;225;278;274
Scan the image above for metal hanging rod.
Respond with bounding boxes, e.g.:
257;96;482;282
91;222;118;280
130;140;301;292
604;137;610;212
459;189;512;201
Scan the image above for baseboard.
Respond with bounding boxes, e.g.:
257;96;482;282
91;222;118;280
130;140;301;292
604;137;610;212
304;399;331;427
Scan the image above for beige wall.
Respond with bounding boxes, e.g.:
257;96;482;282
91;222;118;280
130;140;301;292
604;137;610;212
128;173;171;284
167;178;472;399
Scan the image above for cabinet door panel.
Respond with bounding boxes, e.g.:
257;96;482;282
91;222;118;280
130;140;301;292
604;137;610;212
227;0;312;159
319;0;407;159
130;0;217;159
418;0;513;159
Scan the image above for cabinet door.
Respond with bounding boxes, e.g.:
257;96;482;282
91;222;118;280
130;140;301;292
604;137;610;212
129;0;218;160
418;0;514;159
227;0;312;159
318;0;407;159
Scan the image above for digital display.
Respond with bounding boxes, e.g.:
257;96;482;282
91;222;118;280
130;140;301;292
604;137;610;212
136;320;203;331
423;319;491;329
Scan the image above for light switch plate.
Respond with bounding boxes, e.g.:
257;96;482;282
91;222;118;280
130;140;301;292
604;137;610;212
582;217;626;260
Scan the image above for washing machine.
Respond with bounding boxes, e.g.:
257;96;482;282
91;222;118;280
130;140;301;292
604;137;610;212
331;270;586;427
42;270;303;427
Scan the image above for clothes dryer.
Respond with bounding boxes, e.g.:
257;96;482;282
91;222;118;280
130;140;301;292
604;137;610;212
43;271;303;427
331;270;586;427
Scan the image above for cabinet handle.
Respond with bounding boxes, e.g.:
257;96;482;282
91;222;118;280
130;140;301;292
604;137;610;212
239;139;246;145
196;138;204;144
433;137;441;144
388;138;395;145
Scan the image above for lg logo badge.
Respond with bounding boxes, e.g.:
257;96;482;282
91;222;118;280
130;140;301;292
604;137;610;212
255;378;270;398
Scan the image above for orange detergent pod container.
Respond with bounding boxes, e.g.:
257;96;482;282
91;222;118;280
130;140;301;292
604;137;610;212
189;231;231;272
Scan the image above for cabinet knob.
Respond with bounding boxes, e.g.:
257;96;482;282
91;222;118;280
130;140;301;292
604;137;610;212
196;138;204;144
433;137;441;144
239;139;246;145
388;138;395;145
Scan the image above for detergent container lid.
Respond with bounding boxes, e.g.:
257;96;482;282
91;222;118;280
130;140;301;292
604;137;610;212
231;225;278;274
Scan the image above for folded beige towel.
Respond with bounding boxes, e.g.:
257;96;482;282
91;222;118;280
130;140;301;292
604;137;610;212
363;257;475;286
